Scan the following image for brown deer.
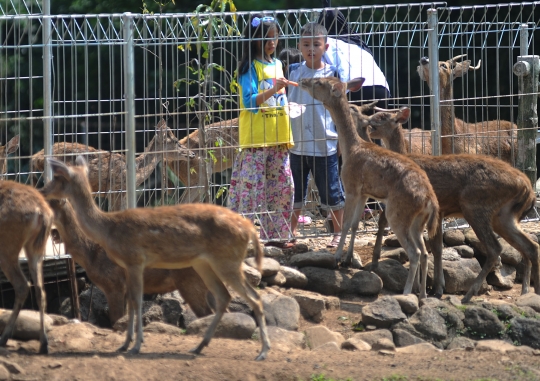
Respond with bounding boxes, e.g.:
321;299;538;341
46;198;213;324
0;135;20;180
298;77;439;299
358;106;539;302
165;118;239;203
32;119;194;211
40;156;270;360
0;181;53;354
417;55;516;162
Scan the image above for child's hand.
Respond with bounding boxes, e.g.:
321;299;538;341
273;77;290;92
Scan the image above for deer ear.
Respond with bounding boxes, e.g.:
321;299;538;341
452;61;471;79
47;158;71;180
331;82;344;97
6;135;19;154
347;77;365;92
396;108;411;124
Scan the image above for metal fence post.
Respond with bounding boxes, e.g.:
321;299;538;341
123;13;136;209
513;54;539;189
43;0;53;181
427;8;441;156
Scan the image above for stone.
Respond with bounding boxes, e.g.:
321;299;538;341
244;257;281;277
365;259;409;293
299;267;351;295
361;296;407;329
262;294;300;331
396;342;442;354
304;325;344;350
186;313;256;339
280;266;308;289
349;270;383;296
409;306;448;341
443;230;466;246
516;293;540;313
289;251;337;269
393;294;419;315
392;328;426;347
341;337;371;351
143;322;183;336
288;290;326;323
0;310;53;341
262;271;287;287
371;338;395;351
266;326;305;352
350;329;393;346
463;307;506;339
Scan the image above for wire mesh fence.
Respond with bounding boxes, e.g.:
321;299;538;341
1;2;539;244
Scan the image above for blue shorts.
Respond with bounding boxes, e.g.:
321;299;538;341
290;152;345;211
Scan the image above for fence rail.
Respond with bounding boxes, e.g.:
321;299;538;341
1;2;539;240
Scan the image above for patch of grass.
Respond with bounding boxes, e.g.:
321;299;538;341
309;374;352;381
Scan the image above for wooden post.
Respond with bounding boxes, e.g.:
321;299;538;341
513;55;539;189
66;257;81;320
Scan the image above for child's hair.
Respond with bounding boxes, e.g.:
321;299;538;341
238;14;279;75
278;48;303;68
299;22;328;41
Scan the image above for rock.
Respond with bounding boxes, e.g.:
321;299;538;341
365;259;409;293
379;247;408;264
439;258;487;294
289;251;337;269
441;247;461;261
48;322;96;351
312;341;341;352
498;238;524;266
393;294;419;315
508;317;540;349
453;245;475;259
349;270;383;296
341;337;371;351
350;329;393;346
476;339;521;354
280;266;308;288
0;358;24;374
262;271;287;287
409;306;448;341
242;263;262;287
0;310;53;341
361;296;407;329
244;257;281;277
486;264;516;290
266;326;305;352
288;290;326;323
186;313;256;339
0;365;9;380
304;325;344;350
463;307;505;339
446;336;476;350
159;297;183;327
262;294;300;331
392;328;426;347
516;293;540;313
299;267;351;295
371;338;395;351
383;235;401;247
143;322;183;336
443;230;466;246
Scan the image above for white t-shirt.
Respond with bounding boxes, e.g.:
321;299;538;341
323;37;389;90
287;62;339;157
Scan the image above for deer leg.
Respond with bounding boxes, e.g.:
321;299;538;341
173;268;213;318
343;198;368;267
371;210;388;271
125;266;144;354
411;225;430;300
430;219;445;298
189;262;231;356
493;214;539;296
223;270;270;361
118;294;134;352
391;219;420;296
336;194;365;266
462;217;501;303
26;253;48;354
0;259;29;348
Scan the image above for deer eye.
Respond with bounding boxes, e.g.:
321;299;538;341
440;63;448;69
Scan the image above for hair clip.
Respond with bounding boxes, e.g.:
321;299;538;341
251;16;275;28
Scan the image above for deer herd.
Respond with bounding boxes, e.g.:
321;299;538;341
0;55;538;360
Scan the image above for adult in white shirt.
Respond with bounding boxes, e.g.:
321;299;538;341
318;9;391;108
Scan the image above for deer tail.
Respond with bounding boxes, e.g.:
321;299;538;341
251;230;264;274
426;199;440;239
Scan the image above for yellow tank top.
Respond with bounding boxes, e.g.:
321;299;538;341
238;59;293;148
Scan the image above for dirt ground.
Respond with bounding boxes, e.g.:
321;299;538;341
7;220;540;381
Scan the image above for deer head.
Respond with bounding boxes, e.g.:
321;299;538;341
367;108;411;141
0;135;20;178
417;55;481;97
154;119;195;161
298;77;365;104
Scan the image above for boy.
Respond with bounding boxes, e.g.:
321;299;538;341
288;22;344;248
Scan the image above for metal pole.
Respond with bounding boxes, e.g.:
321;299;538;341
123;13;136;209
427;8;441;156
43;0;53;181
520;23;529;57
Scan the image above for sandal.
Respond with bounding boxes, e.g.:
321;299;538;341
264;241;295;249
326;234;341;248
297;215;312;225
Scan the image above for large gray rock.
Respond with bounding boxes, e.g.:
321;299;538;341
440;258;487;294
299;267;351;295
361;296;407;328
244;257;281;277
379;247;408;264
498;239;524;266
262;294;300;331
280;266;308;289
350;329;393;346
516;293;540;313
186;312;256;339
443;230;466;246
463;307;505;339
453;245;475;259
508;317;540;349
289;251;336;269
409;306;448;341
143;322;183;336
393;294;419;315
266;326;306;352
288;290;327;323
486;264;516;290
365;259;409;293
0;310;53;341
159;297;183;326
62;286;111;327
349;270;383;296
446;336;476;350
304;325;344;350
392;328;426;347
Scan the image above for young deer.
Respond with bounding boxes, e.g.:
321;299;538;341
0;181;53;354
32;119;194;211
299;77;439;299
40;157;270;360
46;199;213;323
0;135;20;180
359;106;539;302
418;55;516;162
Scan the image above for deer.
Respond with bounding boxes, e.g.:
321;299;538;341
0;180;53;354
46;198;213;324
165;118;239;203
355;105;539;303
417;55;517;162
31;119;195;211
298;76;440;299
0;135;20;180
40;156;270;360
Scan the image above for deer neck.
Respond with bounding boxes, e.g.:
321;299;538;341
384;126;408;155
324;97;363;161
68;178;115;247
55;208;97;269
439;83;458;137
134;135;161;187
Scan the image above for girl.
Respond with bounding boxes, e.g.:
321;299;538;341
228;14;295;249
